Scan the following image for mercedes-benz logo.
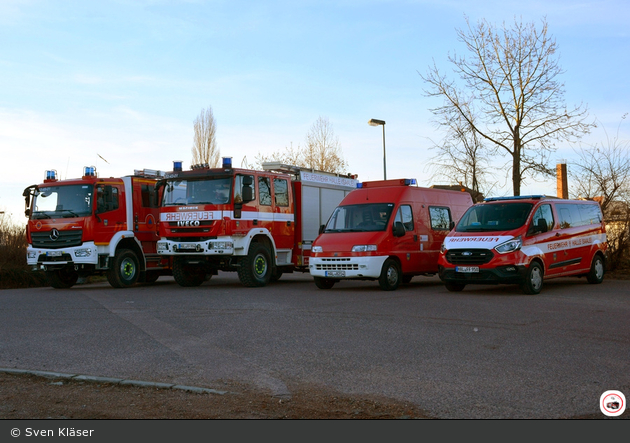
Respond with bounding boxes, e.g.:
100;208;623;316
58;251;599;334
50;228;60;241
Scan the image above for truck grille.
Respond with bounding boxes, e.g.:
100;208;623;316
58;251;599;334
168;220;215;234
445;249;493;265
31;230;83;249
315;258;359;271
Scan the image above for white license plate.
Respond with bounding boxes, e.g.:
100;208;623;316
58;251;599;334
456;266;479;273
178;244;198;250
325;271;345;277
46;251;62;257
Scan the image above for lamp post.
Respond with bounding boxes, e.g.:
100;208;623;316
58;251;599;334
368;119;386;180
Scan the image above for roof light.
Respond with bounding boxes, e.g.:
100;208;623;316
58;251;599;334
356;183;363;188
45;170;57;181
173;161;183;172
83;166;96;177
404;179;417;186
222;157;232;169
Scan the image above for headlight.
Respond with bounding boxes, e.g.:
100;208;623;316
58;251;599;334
27;251;37;259
494;236;522;254
211;241;233;250
311;246;323;253
352;245;377;252
440;243;446;254
74;248;92;257
157;242;169;252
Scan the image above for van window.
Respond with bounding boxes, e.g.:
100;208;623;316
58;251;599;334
273;178;289;207
258;176;272;206
457;203;533;232
557;203;603;228
234;174;255;203
529;204;554;233
394;205;414;231
429;206;452;230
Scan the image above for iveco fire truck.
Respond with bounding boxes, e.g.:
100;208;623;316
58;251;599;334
156;158;358;287
24;167;172;289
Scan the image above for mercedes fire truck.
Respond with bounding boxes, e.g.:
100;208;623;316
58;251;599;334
24;167;172;289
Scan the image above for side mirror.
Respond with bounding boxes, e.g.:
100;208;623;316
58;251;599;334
242;185;253;203
449;220;455;230
393;221;406;237
319;224;326;235
536;218;548;233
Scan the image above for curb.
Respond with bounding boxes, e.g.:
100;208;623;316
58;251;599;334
0;368;229;396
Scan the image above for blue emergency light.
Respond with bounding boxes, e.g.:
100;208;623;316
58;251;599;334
173;161;183;172
83;166;96;177
222;157;232;168
45;170;57;180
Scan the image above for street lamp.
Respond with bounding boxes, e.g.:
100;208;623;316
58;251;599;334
368;119;386;180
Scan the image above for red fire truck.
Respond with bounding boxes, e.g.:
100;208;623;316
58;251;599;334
156;158;358;287
24;167;172;289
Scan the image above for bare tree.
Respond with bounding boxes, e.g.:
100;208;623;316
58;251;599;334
421;16;595;195
426;105;498;199
191;106;220;167
254;117;348;174
569;115;630;270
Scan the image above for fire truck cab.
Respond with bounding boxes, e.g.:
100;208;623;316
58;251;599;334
24;167;171;289
156;158;357;287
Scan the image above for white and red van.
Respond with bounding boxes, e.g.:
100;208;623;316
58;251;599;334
309;179;473;290
438;195;608;294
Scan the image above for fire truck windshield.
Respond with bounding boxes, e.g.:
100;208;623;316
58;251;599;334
324;203;394;232
162;177;232;206
31;185;94;219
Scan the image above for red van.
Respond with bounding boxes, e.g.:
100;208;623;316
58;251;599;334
309;179;473;290
438;195;608;294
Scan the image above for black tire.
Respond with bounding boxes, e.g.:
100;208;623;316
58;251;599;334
270;267;283;282
139;271;160;284
172;258;205;287
402;275;413;284
237;242;272;287
444;281;466;292
586;254;605;284
106;249;140;288
521;261;543;295
378;258;401;291
313;277;336;289
46;269;78;289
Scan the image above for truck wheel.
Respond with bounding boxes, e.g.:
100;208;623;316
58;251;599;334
237;243;272;287
586;254;605;284
106;249;140;288
444;282;466;292
172;258;205;287
313;277;336;289
521;261;543;295
46;269;79;289
378;258;401;291
270;267;283;282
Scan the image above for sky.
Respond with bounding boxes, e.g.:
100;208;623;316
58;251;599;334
1;0;628;225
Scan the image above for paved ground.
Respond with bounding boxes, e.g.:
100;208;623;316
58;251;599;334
1;271;629;419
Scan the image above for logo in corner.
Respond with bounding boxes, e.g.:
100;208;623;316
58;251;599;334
50;228;60;241
600;390;626;417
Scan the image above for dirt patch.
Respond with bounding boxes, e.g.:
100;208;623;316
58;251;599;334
0;372;431;419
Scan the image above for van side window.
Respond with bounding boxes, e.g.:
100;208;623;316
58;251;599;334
429;206;452;230
273;178;289;207
258;176;272;206
394;205;414;231
557;203;601;229
530;204;554;234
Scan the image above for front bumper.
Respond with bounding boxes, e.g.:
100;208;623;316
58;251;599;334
309;255;387;279
27;242;98;269
438;264;528;285
157;238;235;256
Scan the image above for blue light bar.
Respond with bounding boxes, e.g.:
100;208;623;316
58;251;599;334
222;157;232;168
45;170;57;180
356;183;363;188
404;178;417;186
83;166;96;177
173;160;183;172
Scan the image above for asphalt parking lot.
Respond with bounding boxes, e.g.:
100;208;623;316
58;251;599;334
1;271;628;419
